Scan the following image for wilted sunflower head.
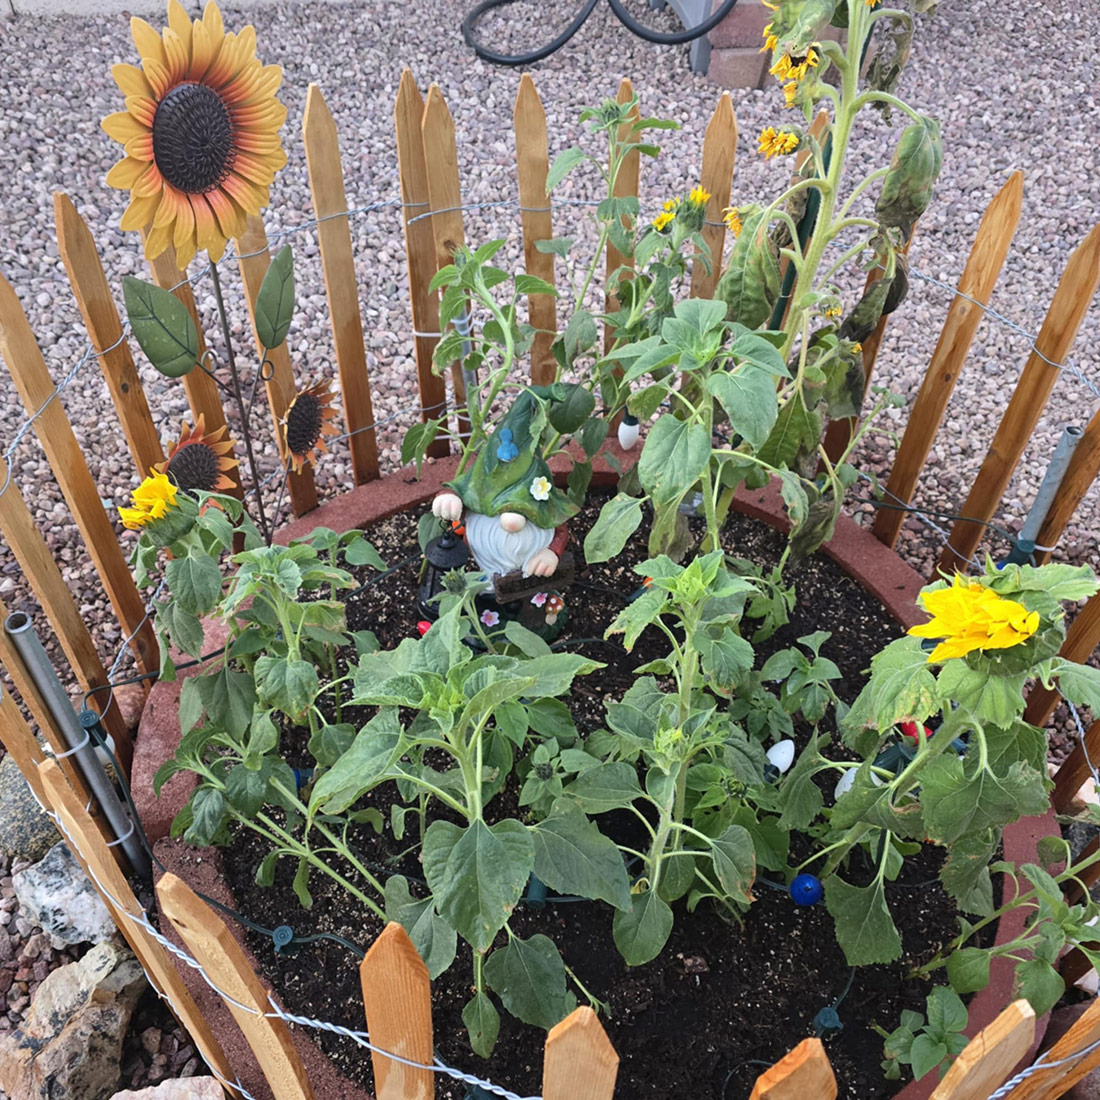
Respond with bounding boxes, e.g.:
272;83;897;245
157;414;238;495
283;380;338;474
101;0;287;269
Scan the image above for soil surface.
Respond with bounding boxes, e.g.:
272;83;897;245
221;499;979;1100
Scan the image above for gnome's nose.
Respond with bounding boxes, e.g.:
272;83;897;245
499;512;526;534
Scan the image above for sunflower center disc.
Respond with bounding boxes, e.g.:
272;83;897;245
152;83;234;194
286;395;323;454
167;442;221;494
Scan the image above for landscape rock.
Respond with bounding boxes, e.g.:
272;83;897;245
13;841;116;949
110;1079;225;1100
0;941;147;1100
0;756;59;863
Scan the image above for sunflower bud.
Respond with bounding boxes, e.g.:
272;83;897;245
876;117;943;237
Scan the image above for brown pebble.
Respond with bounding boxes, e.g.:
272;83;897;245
141;1026;163;1056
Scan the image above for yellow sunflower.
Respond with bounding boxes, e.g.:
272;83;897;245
101;0;287;269
119;470;179;529
283;381;339;474
156;414;238;494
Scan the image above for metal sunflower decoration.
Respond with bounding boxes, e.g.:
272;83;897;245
284;381;339;475
102;0;287;270
104;1;341;546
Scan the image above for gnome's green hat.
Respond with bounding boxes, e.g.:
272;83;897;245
446;388;581;529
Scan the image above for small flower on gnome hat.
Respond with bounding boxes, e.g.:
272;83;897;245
530;475;552;501
495;427;518;463
480;609;501;628
531;592;548;608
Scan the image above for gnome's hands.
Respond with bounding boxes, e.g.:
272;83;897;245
432;492;463;523
524;548;558;578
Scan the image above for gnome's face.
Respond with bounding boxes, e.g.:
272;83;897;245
465;510;553;577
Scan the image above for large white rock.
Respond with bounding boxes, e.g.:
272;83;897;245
110;1079;225;1100
13;841;116;948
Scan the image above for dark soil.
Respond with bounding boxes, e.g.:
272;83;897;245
220;498;979;1100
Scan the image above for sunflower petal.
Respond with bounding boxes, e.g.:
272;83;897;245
203;29;239;87
202;0;224;41
143;57;172;100
120;191;160;231
162;28;190;86
130;16;167;67
102;111;148;145
124;132;155;161
124;95;157;128
221;172;266;212
131;161;164;199
166;0;193;59
231;100;288;128
152;185;183;229
106;157;148;189
205;187;246;239
189;20;217;79
112;62;153;98
143;222;173;260
190;194;223;254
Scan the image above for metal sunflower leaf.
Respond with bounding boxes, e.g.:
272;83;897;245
123;276;200;377
255;245;295;350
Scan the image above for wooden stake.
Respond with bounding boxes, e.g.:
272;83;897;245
235;214;319;518
929;1000;1035;1100
54;193;164;479
690;93;737;302
938;224;1100;575
359;922;434;1100
157;872;315;1100
542;1007;619;1100
38;759;236;1090
421;83;470;443
873;173;1024;548
302;84;382;485
0;678;49;805
514;73;558;386
1023;595;1100;728
1033;402;1100;564
0;455;129;763
395;69;449;458
1051;715;1100;813
749;1038;837;1100
604;78;640;355
0;274;158;675
997;995;1100;1100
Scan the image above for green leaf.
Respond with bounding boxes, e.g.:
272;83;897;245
292;857;313;908
484;934;574;1030
344;535;386;570
729;326;790;377
515;273;558;298
166;555;222;615
179;677;204;735
255;244;294;350
546;147;588;194
756;392;823;477
777;735;826;831
534;236;574;260
926;985;968;1034
909;1034;948;1081
707;365;779;451
584;493;644;564
937;661;1027;726
504;620;552;658
308;708;404;815
254;656;319;724
564;762;644;813
422;818;533;951
462;992;500;1058
612;889;673;966
224;762;269;818
1056;662;1100;716
185;787;227;846
824;875;902;965
715;206;780;330
695;630;754;694
581;417;609;460
709;824;756;904
197;668;256;741
547;382;595;435
946;948;990;995
532;800;632;911
306;722;354;768
606;585;667;652
939;830;997;916
638;414;710;508
384;876;457;980
123;276;200;377
1013;958;1065;1016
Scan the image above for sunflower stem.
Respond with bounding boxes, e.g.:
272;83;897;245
208;260;272;545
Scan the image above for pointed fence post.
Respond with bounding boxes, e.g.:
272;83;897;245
359;922;434;1100
514;73;558;387
38;759;237;1090
302;84;382;485
395;68;449;458
928;1000;1035;1100
938;223;1100;576
0;274;158;675
690;92;737;302
997;996;1100;1100
235;214;319;518
604;78;640;355
0;454;129;758
157;872;315;1100
873;172;1024;549
542;1006;618;1100
748;1038;837;1100
54;192;165;479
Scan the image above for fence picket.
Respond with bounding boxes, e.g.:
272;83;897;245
37;759;237;1089
1051;715;1100;813
749;1038;837;1100
0;678;49;805
998;995;1100;1100
0;454;129;760
1023;596;1100;728
302;84;382;484
689;92;737;302
542;1006;618;1100
938;223;1100;575
359;922;434;1100
929;1000;1035;1100
0;274;158;675
157;872;315;1100
395;69;449;458
235;214;319;517
54;193;164;479
873;173;1024;549
421;83;470;442
605;78;640;354
514;73;558;386
1033;402;1100;564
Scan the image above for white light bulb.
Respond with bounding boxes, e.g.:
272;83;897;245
766;739;796;775
617;415;640;451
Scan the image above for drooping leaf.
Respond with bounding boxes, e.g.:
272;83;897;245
308;708;404;815
1013;958;1065;1016
166;555;222;616
484;933;574;1030
123;275;200;377
254;656;319;724
384;875;457;980
825;875;902;966
462;992;500;1058
709;824;756;904
254;244;295;349
707;365;779;451
564;762;644;814
612;888;674;966
532;800;632;911
946;948;990;995
638;414;710;508
584;493;645;564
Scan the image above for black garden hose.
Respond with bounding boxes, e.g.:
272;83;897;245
463;0;740;66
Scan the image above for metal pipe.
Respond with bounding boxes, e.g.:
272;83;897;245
3;611;149;877
1005;426;1085;564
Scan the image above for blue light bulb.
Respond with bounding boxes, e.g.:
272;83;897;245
789;873;823;906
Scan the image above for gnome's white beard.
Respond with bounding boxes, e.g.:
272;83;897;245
465;512;553;577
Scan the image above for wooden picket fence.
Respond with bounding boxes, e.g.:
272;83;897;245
1;66;1100;1099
